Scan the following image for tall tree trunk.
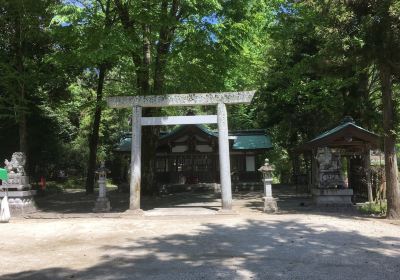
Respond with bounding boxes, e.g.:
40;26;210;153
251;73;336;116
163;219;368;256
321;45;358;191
85;0;112;194
18;113;27;155
85;64;107;194
154;0;179;94
141;125;159;195
153;0;171;94
141;0;180;195
380;64;400;219
14;5;28;158
141;14;151;95
114;0;180;195
140;1;159;195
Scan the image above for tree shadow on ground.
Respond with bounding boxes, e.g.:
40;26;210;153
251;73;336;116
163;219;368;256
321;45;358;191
32;184;375;221
240;184;314;214
3;219;400;279
34;190;128;213
244;196;377;222
33;190;223;214
241;186;375;221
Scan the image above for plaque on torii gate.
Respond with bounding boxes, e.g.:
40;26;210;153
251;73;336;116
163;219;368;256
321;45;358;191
107;91;255;213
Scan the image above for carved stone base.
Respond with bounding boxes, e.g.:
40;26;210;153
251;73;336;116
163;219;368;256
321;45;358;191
93;197;111;212
2;175;30;190
0;190;37;215
312;188;353;207
263;197;278;213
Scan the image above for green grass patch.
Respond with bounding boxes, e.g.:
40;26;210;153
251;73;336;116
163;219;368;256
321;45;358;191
44;181;64;194
359;201;387;215
106;179;118;189
38;177;85;193
36;177;117;195
60;177;85;189
32;181;64;195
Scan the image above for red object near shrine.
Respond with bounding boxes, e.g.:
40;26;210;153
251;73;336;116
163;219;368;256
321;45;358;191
39;176;46;190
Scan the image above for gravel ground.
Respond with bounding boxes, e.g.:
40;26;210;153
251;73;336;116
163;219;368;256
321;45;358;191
1;209;400;280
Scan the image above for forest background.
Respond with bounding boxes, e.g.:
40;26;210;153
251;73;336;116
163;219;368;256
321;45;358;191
1;0;400;218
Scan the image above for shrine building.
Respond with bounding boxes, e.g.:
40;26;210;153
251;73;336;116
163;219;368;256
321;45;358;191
112;124;272;187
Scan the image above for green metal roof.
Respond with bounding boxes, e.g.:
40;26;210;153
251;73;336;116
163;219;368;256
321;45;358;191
232;135;272;150
297;116;380;151
115;125;272;152
115;136;132;152
309;116;378;143
159;124;217;140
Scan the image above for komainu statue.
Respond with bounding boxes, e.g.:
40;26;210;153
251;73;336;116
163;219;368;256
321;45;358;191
4;152;26;175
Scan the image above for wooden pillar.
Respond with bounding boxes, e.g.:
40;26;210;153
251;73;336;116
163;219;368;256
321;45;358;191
312;149;319;189
130;106;142;210
347;156;351;189
305;153;311;192
365;149;373;203
217;102;233;210
213;154;218;183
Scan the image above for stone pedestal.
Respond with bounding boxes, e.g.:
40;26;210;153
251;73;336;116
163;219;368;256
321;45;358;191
2;174;30;190
262;178;278;213
312;188;353;207
0;190;36;215
1;174;36;215
93;197;111;212
1;152;36;215
263;197;278;213
93;176;111;213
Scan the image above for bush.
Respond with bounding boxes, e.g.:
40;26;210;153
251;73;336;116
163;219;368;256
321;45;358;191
61;177;85;189
360;201;387;215
32;181;64;196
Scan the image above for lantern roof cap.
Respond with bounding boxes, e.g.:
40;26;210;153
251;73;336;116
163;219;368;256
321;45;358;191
258;158;275;172
95;162;110;173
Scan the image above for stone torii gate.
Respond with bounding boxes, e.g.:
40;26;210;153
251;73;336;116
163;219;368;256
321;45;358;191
107;91;255;213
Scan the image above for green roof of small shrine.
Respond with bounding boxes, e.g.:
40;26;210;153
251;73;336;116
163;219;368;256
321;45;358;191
310;117;374;142
115;125;272;152
298;116;380;150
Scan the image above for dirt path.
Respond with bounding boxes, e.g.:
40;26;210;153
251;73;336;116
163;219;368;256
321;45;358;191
1;212;399;280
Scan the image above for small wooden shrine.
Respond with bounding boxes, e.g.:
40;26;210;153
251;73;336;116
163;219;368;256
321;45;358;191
296;116;380;205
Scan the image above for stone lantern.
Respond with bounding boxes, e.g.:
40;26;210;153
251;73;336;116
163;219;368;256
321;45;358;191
258;158;278;213
93;162;111;212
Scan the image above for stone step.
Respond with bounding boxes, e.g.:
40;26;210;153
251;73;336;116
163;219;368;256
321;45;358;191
144;207;217;216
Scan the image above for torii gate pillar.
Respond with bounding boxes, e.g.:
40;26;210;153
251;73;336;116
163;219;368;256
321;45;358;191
130;106;142;211
107;91;255;213
217;102;232;210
